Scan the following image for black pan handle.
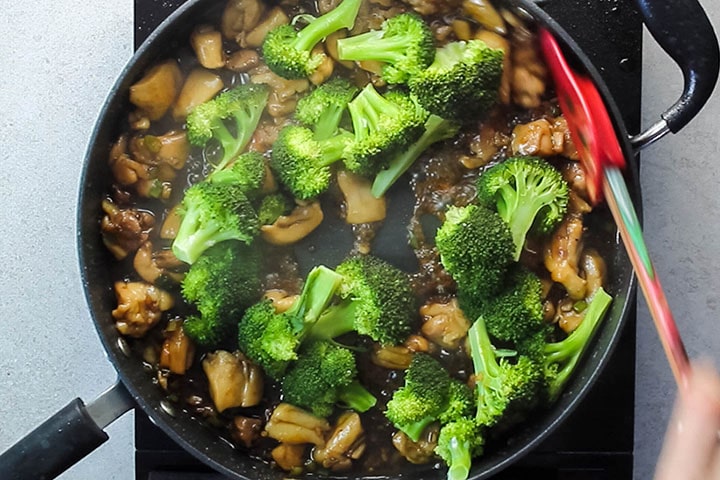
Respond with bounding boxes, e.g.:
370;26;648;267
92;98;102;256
631;0;719;149
0;382;134;480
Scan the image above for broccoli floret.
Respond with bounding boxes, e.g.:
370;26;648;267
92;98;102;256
172;182;260;264
237;265;344;378
408;40;504;121
438;380;475;425
385;353;452;441
257;192;293;225
207;151;266;197
181;241;261;347
344;84;428;176
462;266;546;344
435;204;515;301
186;84;269;173
521;288;613;402
262;0;362;79
270;125;354;199
371;114;460;197
307;254;417;345
282;340;377;417
295;78;358;140
468;316;543;429
436;417;484;480
477;156;569;260
336;13;435;84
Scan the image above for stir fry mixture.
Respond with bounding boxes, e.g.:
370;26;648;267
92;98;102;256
101;0;614;477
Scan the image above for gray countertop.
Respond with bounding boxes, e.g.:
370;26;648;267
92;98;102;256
1;1;719;479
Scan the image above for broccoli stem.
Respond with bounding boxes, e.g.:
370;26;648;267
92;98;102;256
372;115;459;197
445;437;472;480
337;380;377;412
317;132;354;167
468;316;502;420
402;416;436;442
294;0;362;52
337;30;411;64
285;266;345;335
172;212;238;265
544;288;612;397
348;85;399;137
212;121;240;171
306;301;358;341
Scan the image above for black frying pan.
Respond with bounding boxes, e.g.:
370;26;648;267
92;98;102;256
1;0;717;478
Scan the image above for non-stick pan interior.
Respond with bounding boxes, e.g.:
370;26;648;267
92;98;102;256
77;0;637;478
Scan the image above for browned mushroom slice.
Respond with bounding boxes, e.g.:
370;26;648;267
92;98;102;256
337;170;387;224
261;201;324;245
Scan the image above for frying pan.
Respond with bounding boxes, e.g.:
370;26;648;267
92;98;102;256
0;0;717;478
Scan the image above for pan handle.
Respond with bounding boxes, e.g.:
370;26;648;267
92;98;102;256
631;0;719;150
0;382;134;480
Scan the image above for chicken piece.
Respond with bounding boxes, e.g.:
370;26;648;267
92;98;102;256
249;64;309;118
231;416;264;448
551;116;579;159
221;0;265;43
371;345;413;370
272;443;307;472
260;201;324;246
129;130;189;170
391;423;440;464
510;30;546;108
101;199;155;260
511;118;554;156
263;289;299;313
420;298;471;349
337;170;386;224
554;297;584;334
313;412;366;471
544;213;587;300
133;241;186;284
202;351;264;412
112;281;174;338
581;248;607;297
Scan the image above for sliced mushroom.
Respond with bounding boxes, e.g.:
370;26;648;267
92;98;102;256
231;416;264;448
265;403;330;446
202;350;264;412
261;201;324;245
337;170;387;224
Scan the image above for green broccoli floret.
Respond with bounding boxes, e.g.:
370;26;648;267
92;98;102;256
282;340;377;417
307;254;417;345
477;156;569;260
270;125;354;199
385;353;452;441
438;380;476;425
237;265;344;378
257;192;293;225
461;266;546;344
408;40;504;121
435;204;515;301
206;151;266;197
186;83;269;173
262;0;362;79
436;417;484;480
336;12;435;84
468;315;543;429
181;241;261;347
521;288;613;402
344;84;428;176
172;182;260;264
371;114;460;197
295;78;358;140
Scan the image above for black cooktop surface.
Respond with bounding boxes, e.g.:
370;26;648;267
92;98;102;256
133;1;642;478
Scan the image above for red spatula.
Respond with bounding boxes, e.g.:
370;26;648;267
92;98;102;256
539;28;690;387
